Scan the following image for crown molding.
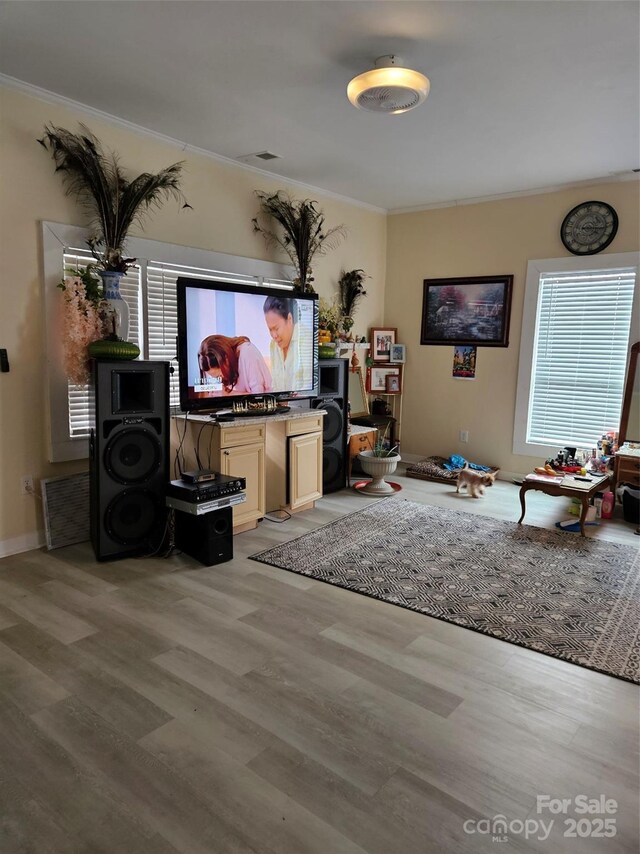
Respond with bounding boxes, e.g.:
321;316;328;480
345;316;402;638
389;173;640;215
0;73;387;215
3;72;636;218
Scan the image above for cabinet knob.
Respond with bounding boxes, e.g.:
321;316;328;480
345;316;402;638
223;450;230;456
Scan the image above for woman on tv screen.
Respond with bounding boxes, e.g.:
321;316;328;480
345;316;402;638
263;296;305;391
178;278;317;409
198;335;272;394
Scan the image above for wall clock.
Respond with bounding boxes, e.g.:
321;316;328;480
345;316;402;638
560;201;618;255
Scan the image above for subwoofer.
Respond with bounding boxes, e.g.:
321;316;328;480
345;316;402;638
311;358;349;493
90;360;169;561
174;507;233;566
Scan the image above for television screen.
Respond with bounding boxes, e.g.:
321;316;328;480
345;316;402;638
177;277;318;411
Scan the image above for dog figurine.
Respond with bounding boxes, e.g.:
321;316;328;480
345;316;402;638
455;464;497;498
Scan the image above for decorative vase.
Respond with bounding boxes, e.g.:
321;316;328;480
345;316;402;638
99;271;130;340
88;338;140;360
357;450;401;495
318;342;337;359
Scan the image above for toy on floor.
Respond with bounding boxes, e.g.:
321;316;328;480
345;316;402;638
555;505;598;533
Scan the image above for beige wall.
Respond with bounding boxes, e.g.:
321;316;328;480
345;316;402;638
386;181;640;474
0;85;386;550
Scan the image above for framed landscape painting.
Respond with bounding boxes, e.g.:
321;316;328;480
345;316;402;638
420;275;513;347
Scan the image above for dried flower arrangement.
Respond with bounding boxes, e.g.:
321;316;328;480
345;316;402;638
252;191;346;293
38;124;190;273
58;267;109;384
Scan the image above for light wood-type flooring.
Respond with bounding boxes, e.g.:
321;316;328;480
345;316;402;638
1;471;638;853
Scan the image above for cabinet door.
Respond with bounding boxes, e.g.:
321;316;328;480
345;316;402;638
221;442;265;526
289;432;322;511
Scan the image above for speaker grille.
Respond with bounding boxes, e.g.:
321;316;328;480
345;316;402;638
322;400;343;443
105;489;160;545
104;427;161;484
322;447;343;488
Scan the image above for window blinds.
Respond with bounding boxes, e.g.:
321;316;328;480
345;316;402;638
60;250;295;437
527;267;635;448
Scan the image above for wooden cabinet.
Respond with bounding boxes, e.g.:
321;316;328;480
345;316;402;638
209;424;266;532
348;426;377;484
288;431;322;510
614;454;640;490
265;414;324;513
172;411;323;533
220;441;266;530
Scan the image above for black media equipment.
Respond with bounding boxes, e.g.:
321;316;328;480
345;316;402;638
174;506;234;566
90;360;169;561
166;474;246;503
176;278;319;413
310;358;349;493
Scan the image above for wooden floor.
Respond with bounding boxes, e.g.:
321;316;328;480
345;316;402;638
1;472;638;853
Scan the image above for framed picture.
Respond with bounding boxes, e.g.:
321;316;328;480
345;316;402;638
385;373;401;393
389;344;405;363
420;275;513;346
370;327;397;362
452;345;477;380
348;367;369;417
369;365;402;393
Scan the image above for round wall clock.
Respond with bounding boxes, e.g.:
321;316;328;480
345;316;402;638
560;201;618;255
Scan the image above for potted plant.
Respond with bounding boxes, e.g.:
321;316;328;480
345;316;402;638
252;191;346;293
358;425;401;495
38;123;190;340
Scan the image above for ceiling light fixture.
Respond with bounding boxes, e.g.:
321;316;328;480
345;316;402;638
347;55;430;115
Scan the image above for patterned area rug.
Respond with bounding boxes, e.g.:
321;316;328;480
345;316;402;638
250;499;640;683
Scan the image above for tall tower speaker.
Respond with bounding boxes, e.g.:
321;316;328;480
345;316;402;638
90;360;170;561
310;358;349;493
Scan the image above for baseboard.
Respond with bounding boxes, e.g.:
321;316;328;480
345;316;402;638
0;530;45;559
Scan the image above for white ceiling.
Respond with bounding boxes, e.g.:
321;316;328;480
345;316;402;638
0;1;638;211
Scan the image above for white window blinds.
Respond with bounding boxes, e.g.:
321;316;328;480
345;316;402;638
60;250;295;434
527;267;635;448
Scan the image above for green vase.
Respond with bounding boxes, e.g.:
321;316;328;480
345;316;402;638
88;338;140;360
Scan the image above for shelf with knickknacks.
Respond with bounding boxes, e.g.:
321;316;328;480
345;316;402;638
318;268;370;367
351;327;405;456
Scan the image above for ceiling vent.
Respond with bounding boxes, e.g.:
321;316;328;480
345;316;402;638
347;55;430;115
236;151;281;165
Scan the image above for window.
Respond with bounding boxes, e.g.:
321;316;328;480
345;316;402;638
514;252;639;457
43;223;293;462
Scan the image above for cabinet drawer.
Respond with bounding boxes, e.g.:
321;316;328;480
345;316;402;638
617;458;640;485
219;424;265;448
349;431;375;457
285;415;323;437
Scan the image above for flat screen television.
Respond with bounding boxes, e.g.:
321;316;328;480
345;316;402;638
177;277;319;412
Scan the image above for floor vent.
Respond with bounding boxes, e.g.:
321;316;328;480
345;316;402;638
41;471;90;550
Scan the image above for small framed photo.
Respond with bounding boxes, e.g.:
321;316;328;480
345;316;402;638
369;365;402;393
389;344;406;363
385;374;401;394
452;345;477;380
370;327;397;362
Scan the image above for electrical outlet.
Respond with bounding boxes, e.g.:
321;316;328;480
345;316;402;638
459;430;469;443
21;475;34;495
